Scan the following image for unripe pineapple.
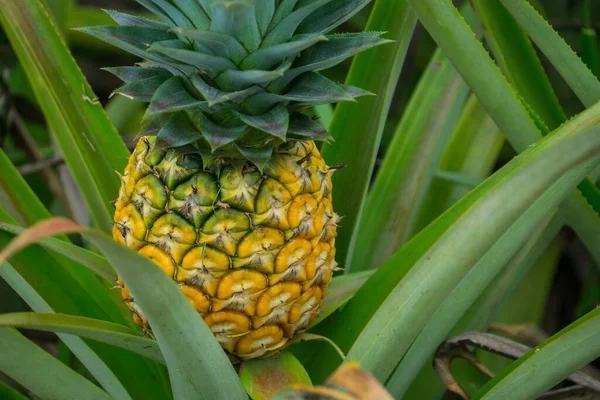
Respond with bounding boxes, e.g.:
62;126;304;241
82;0;387;361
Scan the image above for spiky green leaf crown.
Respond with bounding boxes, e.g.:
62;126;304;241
80;0;389;167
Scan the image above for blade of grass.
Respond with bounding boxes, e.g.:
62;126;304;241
305;101;600;383
0;327;112;400
0;0;129;232
0;219;247;400
0;312;164;364
349;47;469;272
0;261;130;400
473;307;600;399
320;0;417;270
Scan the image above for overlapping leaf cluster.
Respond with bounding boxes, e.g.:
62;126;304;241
80;0;387;167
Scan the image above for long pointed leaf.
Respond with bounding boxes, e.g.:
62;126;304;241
0;327;112;400
319;0;416;269
305;99;600;383
349;48;469;272
0;262;130;400
0;312;164;364
498;0;600;108
0;0;130;232
474;307;600;399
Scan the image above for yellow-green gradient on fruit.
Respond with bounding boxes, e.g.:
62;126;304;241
113;137;339;360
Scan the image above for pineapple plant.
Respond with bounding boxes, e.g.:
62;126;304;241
3;0;600;399
80;0;387;360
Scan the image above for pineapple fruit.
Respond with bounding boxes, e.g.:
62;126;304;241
82;0;387;361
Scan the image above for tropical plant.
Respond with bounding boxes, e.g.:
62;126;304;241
0;0;600;399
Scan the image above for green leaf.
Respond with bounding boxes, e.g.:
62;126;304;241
0;222;116;282
279;73;353;103
238;105;289;140
472;0;600;265
296;0;371;34
473;307;600;399
172;29;248;64
305;101;600;383
0;382;28;400
349;48;469;272
0;262;130;400
407;0;600;268
581;27;599;77
287;113;332;141
498;0;600;108
0;219;247;400
147;77;207;115
0;312;164;364
385;207;561;397
413;95;504;234
472;0;566;129
319;0;416;269
0;327;112;400
239;351;312;400
0;0;130;232
210;1;261;51
105;9;169;30
273;32;391;92
401;214;564;399
149;44;237;77
241;34;327;70
312;270;373;326
262;0;333;46
0;150;52;226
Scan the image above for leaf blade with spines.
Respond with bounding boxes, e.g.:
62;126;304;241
262;0;334;46
277;72;354;103
238;104;289;140
296;0;372;34
173;28;249;63
170;0;210;29
146;76;208;116
216;66;288;91
137;0;194;29
75;25;177;63
271;32;391;90
287;112;333;141
103;66;173;83
105;9;170;29
194;112;247;150
148;42;237;77
157;113;204;147
210;1;262;52
241;34;328;70
114;75;171;102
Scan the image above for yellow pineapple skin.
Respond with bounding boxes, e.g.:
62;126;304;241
113;137;339;360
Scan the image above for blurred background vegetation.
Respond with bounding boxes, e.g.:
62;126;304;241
0;0;599;388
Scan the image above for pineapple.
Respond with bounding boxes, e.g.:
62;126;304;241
82;0;387;361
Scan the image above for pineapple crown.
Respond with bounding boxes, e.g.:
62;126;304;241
79;0;390;168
